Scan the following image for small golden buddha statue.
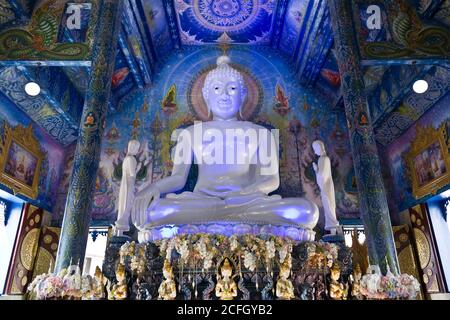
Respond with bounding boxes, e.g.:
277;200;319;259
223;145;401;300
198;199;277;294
276;259;295;300
158;259;177;300
215;258;238;300
329;262;348;300
110;263;128;300
350;264;363;300
92;266;107;299
81;275;93;300
119;241;136;264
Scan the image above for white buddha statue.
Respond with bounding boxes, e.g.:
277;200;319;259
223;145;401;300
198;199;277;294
312;140;340;235
132;56;319;241
114;139;140;236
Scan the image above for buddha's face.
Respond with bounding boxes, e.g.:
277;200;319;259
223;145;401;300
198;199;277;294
128;140;140;155
312;141;324;156
221;267;232;279
204;75;246;120
331;268;340;281
163;268;172;279
280;266;290;280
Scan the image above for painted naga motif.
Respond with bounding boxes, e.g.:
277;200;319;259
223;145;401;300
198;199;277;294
354;0;450;60
0;0;90;61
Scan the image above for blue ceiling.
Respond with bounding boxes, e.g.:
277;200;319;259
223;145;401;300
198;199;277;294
175;0;278;44
108;0;335;105
0;0;448;148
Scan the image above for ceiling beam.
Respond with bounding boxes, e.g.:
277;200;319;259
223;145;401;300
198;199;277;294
163;0;182;49
122;0;153;84
271;0;289;49
128;0;158;67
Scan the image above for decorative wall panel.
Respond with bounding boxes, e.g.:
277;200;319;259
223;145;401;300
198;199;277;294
409;204;446;295
31;226;60;280
5;204;42;295
393;224;424;299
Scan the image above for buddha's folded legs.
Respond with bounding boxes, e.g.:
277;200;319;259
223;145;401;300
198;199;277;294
145;195;224;227
241;197;319;229
144;192;319;230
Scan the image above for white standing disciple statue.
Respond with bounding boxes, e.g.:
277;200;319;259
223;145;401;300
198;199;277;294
312;140;340;235
131;56;320;242
114;139;140;236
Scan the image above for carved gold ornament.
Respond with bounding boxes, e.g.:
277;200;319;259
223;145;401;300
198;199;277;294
20;228;40;270
0;124;44;199
44;235;53;244
32;248;54;279
413;227;430;269
406;123;450;199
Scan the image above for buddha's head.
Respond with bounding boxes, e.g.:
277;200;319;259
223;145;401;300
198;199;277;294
330;262;341;281
127;140;140;156
94;266;103;279
280;261;291;280
116;263;126;282
203;56;247;120
220;258;233;279
312;140;326;156
163;259;174;279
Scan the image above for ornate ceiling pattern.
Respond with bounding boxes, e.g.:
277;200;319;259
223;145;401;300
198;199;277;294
0;0;448;153
175;0;278;44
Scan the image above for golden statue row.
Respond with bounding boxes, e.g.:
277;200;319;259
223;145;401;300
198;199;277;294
155;257;362;300
46;257;360;300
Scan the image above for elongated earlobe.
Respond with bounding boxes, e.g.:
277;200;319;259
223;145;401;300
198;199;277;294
239;86;248;119
202;86;211;119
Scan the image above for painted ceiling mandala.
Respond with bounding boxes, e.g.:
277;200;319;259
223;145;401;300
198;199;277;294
195;0;257;30
176;0;277;44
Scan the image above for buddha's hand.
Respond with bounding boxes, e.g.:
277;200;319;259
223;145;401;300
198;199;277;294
132;185;160;228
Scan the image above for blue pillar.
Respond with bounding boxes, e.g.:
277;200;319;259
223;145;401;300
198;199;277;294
327;0;399;274
55;0;123;272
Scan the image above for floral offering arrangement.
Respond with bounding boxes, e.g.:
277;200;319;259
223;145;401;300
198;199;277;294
119;234;341;274
304;241;339;269
27;265;108;300
359;266;421;300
